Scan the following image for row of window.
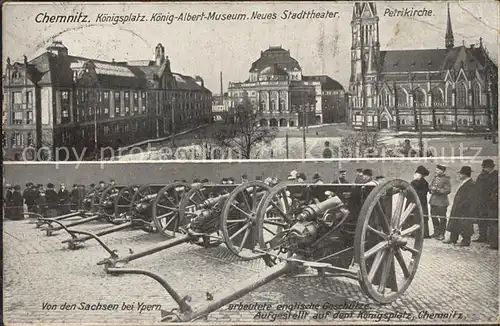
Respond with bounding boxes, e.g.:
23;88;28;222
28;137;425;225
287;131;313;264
11;91;33;105
11;111;34;125
5;132;34;148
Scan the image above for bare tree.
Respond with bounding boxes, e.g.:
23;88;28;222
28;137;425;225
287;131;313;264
214;104;278;159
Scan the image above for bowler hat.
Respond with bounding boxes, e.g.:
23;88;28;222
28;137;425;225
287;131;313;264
47;183;54;189
436;164;446;172
458;166;472;177
99;181;105;184
356;168;363;173
14;185;21;190
415;165;430;177
362;169;373;177
482;159;495;168
312;173;321;180
339;170;347;174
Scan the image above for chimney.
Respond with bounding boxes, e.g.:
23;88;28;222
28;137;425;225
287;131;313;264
220;71;223;95
194;76;204;88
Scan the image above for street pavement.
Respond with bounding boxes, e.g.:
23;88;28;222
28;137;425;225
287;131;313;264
3;217;498;324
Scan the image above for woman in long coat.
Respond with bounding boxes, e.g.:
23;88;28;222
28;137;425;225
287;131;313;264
410;165;430;238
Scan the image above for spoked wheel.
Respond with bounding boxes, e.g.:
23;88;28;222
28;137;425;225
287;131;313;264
98;186;121;222
131;184;158;204
354;179;424;304
152;182;191;238
178;183;229;226
114;185;141;218
220;181;271;260
256;182;297;266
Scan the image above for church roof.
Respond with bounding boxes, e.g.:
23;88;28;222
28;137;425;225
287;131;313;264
303;75;344;90
249;46;301;73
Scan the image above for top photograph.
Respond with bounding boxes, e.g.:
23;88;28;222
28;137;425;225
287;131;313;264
2;1;498;161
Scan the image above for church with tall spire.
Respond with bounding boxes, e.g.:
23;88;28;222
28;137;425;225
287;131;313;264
348;2;498;132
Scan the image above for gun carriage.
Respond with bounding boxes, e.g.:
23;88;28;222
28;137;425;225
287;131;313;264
60;182;193;250
98;180;273;268
105;178;424;322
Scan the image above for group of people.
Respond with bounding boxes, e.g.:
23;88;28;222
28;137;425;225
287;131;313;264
3;180;116;221
410;159;498;249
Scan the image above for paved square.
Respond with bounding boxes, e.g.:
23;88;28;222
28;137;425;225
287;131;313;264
3;218;498;324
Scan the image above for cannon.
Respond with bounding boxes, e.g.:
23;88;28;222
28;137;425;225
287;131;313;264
59;183;191;250
106;179;424;321
39;184;131;236
98;181;272;268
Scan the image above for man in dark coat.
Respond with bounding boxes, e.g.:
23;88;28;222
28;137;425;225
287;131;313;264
45;183;59;218
312;173;324;184
10;185;24;220
24;184;39;215
70;184;79;210
36;184;46;216
322;141;333;158
411;165;431;238
77;185;86;210
354;168;364;183
58;183;71;215
474;159;498;249
443;166;476;246
361;169;374;184
429;164;451;240
333;170;349;184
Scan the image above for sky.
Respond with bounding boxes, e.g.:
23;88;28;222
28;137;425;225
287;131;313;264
3;1;498;94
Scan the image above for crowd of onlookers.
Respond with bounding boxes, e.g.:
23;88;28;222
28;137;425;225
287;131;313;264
4;160;497;249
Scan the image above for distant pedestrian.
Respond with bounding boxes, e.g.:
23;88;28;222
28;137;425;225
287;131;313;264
297;173;307;183
312;173;324;184
58;183;71;215
36;185;46;216
411;165;430;238
45;183;59;218
24;184;39;216
443;166;475;246
361;169;374;184
70;184;79;210
287;170;298;181
322;141;333;158
333;170;349;184
429;164;451;241
354;168;364;183
10;185;24;220
474;159;498;249
241;174;249;183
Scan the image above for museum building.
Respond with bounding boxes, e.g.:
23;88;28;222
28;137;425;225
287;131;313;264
227;46;346;127
348;3;498;132
3;41;212;160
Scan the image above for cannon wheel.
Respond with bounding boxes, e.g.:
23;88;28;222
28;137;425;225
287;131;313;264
113;185;140;218
152;182;191;238
179;183;217;226
98;186;120;221
354;179;424;304
256;181;297;265
131;184;158;204
220;181;271;260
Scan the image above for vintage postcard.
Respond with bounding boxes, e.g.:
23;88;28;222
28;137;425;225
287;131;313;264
2;0;499;325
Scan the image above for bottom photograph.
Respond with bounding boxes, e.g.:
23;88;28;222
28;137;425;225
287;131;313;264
3;159;498;324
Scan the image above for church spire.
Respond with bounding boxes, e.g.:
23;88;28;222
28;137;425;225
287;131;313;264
445;3;454;49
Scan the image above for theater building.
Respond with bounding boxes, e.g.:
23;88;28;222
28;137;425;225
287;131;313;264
348;3;498;132
3;41;212;160
228;46;345;127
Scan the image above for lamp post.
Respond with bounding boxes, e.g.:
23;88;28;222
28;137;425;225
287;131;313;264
171;94;176;148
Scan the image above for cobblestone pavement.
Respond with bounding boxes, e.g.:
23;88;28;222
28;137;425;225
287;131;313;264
3;217;498;324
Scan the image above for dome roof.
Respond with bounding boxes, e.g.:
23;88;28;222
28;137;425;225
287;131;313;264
249;46;301;72
259;63;288;76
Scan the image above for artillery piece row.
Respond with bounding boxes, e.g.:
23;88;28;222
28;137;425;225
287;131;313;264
31;178;425;322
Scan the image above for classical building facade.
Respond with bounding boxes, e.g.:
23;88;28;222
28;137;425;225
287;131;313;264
3;41;212;160
348;3;498;132
228;46;345;127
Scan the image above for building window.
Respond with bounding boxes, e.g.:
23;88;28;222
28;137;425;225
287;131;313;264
260;100;266;111
10;132;23;147
26;91;33;106
12;111;23;125
27;133;34;146
446;83;453;105
114;124;120;133
104;108;109;114
472;82;481;106
431;88;444;106
103;125;110;134
396;89;407;107
62;110;69;118
124;123;130;132
12;92;22;105
413;89;425;107
270;100;276;111
103;91;109;100
456;83;467;107
62;91;69;101
141;92;147;112
26;111;34;124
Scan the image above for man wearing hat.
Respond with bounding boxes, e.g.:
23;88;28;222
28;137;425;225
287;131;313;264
312;173;324;184
443;166;475;246
297;173;307;183
241;174;249;183
10;185;24;220
354;169;364;184
45;183;59;218
36;184;46;216
24;183;39;216
58;183;71;215
333;170;349;184
70;184;79;210
474;159;498;249
411;165;431;238
288;170;298;181
429;164;451;240
361;169;374;184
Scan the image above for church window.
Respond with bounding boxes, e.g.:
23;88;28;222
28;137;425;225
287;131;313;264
446;83;453;105
396;89;407;107
472;82;481;106
431;88;444;106
456;82;467;107
413;89;425;107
